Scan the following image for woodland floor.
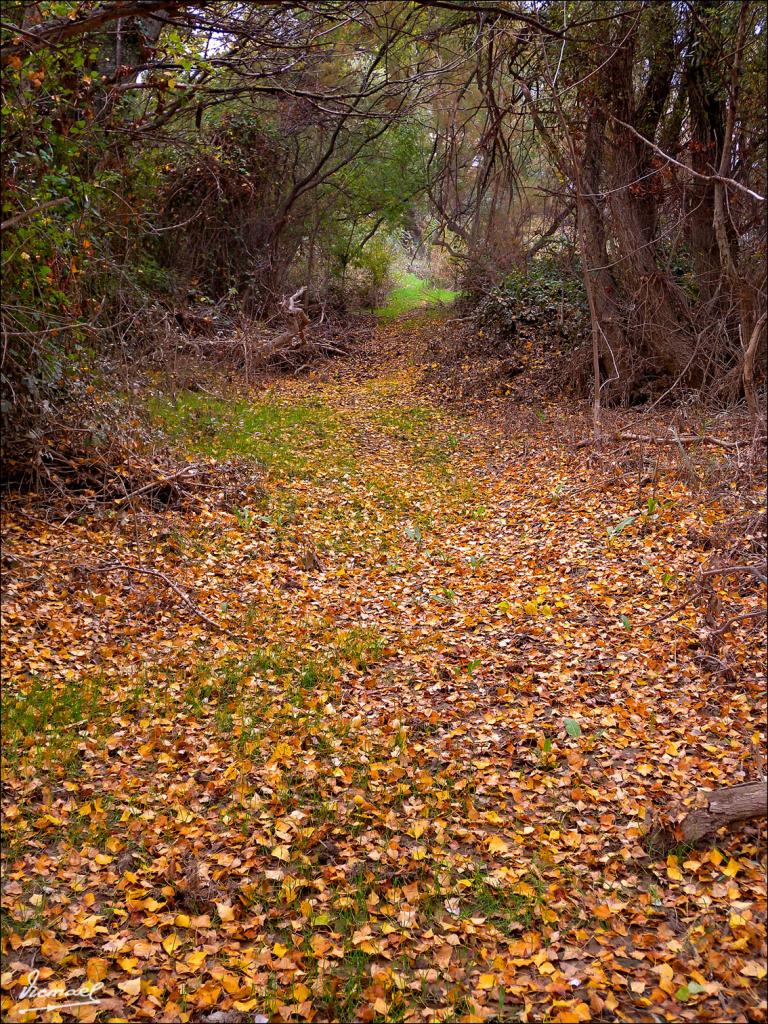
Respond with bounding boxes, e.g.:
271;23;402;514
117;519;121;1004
1;313;766;1023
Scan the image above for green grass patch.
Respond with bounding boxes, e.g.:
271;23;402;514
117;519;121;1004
146;392;352;478
334;626;386;670
1;674;108;772
465;869;541;932
375;272;456;319
367;403;462;479
372;403;437;436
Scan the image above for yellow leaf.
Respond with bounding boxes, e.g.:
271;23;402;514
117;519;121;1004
556;1005;591;1023
175;914;191;928
40;937;67;962
273;943;289;957
294;983;311;1001
216;902;235;922
194;981;222;1008
722;858;741;877
656;962;675;994
487;835;509;855
352;926;372;946
162;933;181;956
478;973;496;990
118;977;142;996
270;741;293;764
741;961;767;979
186;950;206;970
271;844;291;862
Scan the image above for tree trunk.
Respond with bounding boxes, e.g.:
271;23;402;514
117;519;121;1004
604;11;698;383
743;312;767;427
678;780;767;844
684;2;726;303
577;111;633;402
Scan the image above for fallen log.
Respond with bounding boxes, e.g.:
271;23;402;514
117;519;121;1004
677;780;767;844
575;432;766;450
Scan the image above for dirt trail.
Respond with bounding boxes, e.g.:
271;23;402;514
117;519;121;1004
2;315;766;1023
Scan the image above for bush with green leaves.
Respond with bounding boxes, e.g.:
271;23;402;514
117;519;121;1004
350;236;397;308
474;254;589;351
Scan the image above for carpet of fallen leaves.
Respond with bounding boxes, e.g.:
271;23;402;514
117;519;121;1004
2;314;766;1023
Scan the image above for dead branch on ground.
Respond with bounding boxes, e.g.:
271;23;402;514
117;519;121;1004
77;562;242;639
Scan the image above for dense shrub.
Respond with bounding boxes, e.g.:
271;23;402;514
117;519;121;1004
349;236;397;309
474;255;589;351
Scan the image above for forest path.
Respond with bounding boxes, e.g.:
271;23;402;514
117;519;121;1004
2;314;765;1022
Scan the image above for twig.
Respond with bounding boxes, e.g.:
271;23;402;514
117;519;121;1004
77;561;242;639
710;609;767;636
640;589;703;629
112;466;199;505
0;197;71;232
700;565;768;585
671;427;702;487
640;568;766;632
609;115;765;203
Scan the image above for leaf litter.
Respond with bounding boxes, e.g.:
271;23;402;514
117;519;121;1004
1;315;766;1022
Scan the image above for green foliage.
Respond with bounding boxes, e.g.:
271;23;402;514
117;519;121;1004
0;20;178;444
475;254;588;347
563;717;582;738
607;515;637;540
351;236;397;307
